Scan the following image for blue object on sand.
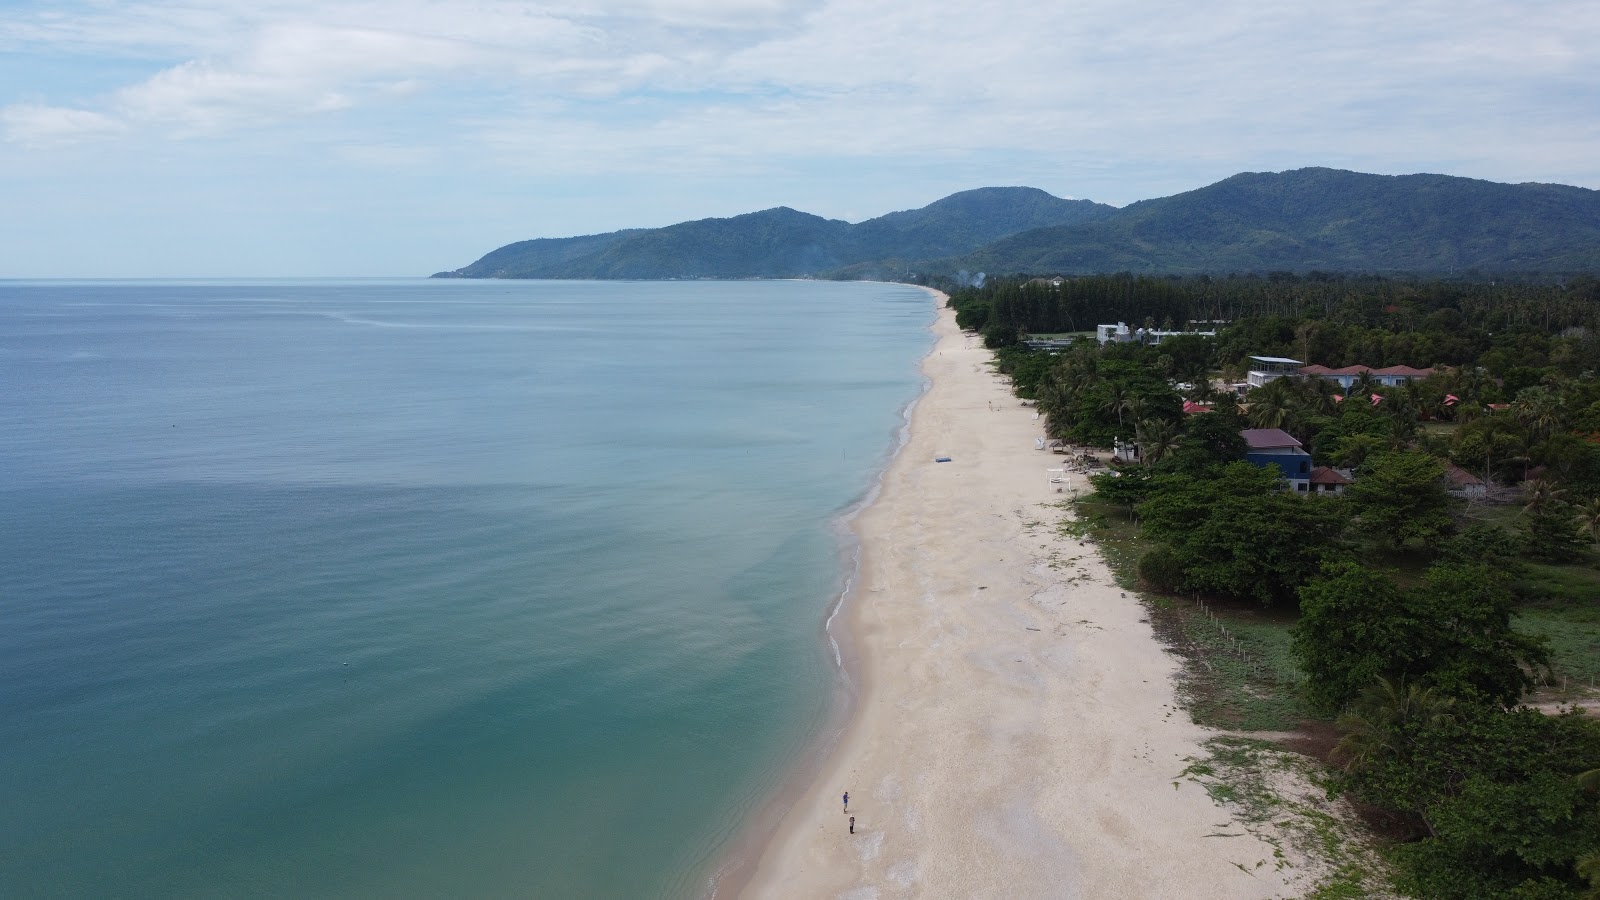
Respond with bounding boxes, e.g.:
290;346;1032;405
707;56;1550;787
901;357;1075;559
934;456;952;462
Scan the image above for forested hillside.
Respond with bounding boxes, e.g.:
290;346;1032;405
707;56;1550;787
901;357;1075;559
436;169;1600;280
957;168;1600;274
434;187;1113;279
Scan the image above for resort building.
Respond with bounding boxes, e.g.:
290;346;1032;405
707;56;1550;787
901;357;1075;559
1246;356;1305;388
1298;364;1435;390
1241;427;1313;492
1096;322;1217;346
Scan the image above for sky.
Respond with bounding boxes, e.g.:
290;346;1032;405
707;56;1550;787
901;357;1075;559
3;1;1598;277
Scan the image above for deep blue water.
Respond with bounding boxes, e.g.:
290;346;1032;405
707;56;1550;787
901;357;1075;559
0;279;932;898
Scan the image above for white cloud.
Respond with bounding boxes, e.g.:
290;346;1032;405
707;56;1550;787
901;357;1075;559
1;103;125;145
1;0;1598;214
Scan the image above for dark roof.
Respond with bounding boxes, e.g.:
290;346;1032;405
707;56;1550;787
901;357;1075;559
1240;428;1303;450
1444;464;1483;486
1309;466;1351;485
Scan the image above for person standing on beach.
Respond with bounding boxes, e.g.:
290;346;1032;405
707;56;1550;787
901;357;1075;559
842;791;849;812
849;816;855;834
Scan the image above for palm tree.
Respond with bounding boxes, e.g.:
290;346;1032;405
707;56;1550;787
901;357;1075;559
1334;677;1456;774
1513;386;1564;441
1135;418;1181;467
1523;478;1568;514
1299;376;1341;417
1247;379;1294;430
1248;393;1290;430
1577;767;1600;794
1576;849;1600;900
1100;383;1132;429
1574;498;1600;548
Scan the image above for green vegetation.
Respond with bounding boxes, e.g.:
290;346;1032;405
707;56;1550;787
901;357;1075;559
437;168;1600;280
959;167;1600;274
1179;737;1395;898
969;272;1600;897
434;187;1113;279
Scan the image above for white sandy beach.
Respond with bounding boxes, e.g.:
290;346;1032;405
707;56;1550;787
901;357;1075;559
739;291;1294;899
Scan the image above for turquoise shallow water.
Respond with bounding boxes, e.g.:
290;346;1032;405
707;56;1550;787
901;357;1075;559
0;279;932;898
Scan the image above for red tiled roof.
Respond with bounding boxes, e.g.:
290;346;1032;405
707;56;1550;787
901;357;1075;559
1241;428;1303;450
1309;466;1351;485
1444;464;1482;486
1297;363;1435;379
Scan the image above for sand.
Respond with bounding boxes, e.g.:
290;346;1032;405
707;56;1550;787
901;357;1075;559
737;291;1294;899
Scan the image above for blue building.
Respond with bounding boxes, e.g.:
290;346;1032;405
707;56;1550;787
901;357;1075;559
1241;428;1313;492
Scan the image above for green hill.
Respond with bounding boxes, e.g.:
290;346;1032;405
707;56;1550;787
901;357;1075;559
434;169;1600;279
433;188;1116;279
956;168;1600;274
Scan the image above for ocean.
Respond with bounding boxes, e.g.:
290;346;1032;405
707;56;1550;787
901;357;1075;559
0;279;934;898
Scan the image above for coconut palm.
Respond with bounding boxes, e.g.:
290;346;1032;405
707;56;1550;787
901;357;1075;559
1134;418;1181;467
1246;379;1294;430
1513;387;1564;441
1574;498;1600;548
1299;376;1342;417
1578;767;1600;794
1523;478;1568;514
1333;677;1456;774
1100;382;1132;429
1577;849;1600;900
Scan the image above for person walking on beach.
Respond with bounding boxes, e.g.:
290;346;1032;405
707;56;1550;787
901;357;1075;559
849;816;855;834
842;791;849;812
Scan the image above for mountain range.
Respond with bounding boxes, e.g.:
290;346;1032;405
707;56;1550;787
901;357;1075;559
433;168;1600;279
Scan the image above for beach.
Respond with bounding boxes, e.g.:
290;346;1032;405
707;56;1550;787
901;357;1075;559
739;291;1294;898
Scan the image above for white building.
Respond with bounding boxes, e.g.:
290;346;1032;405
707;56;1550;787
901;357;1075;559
1096;322;1217;347
1246;356;1305;388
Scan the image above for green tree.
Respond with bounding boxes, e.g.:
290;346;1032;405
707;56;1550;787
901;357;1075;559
1340;704;1600;899
1346;451;1453;549
1088;468;1156;518
1134;418;1181;467
1137;462;1344;604
1334;677;1456;774
1292;562;1412;713
1293;562;1547;713
1575;498;1600;549
1164;406;1248;475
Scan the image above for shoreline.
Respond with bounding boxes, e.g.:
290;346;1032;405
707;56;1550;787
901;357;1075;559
735;292;1299;898
706;287;938;900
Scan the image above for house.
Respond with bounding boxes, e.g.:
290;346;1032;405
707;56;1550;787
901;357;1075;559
1308;466;1352;496
1444;464;1487;500
1097;322;1218;346
1112;436;1142;464
1297;363;1435;390
1241;428;1313;491
1246;356;1305;388
1097;322;1133;344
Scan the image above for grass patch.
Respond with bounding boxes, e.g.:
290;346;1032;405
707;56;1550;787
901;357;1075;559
1515;561;1600;696
1179;737;1397;898
1068;496;1315;732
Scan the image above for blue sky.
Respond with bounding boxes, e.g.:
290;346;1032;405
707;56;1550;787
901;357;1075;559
3;0;1598;277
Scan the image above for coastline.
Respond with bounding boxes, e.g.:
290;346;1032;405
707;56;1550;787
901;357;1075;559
735;291;1296;898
